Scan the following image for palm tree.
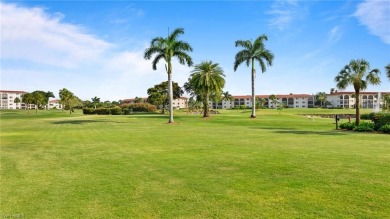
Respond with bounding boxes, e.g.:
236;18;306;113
316;92;327;107
269;94;277;109
222;91;234;107
335;59;381;125
91;96;100;109
144;27;193;123
188;61;225;117
234;34;274;118
59;88;75;114
386;64;390;81
256;98;266;109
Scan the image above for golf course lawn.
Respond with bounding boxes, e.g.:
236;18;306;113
1;109;389;218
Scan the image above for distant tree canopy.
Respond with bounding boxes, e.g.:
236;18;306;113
147;81;183;114
59;88;80;114
21;93;34;111
269;94;277;108
315;92;327;107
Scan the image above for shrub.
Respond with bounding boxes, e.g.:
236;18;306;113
129;103;157;113
360;112;375;120
95;108;110;115
353;121;374;132
371;113;390;131
339;122;355;130
123;108;130;115
83;108;95;115
378;124;390;134
110;107;122;115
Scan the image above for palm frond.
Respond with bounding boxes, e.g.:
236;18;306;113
234;50;251;71
152;54;166;70
366;68;381;85
235;40;252;50
168;27;185;42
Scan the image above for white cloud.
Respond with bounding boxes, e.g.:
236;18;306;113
328;25;342;44
0;2;185;100
266;0;307;31
354;0;390;45
0;3;112;68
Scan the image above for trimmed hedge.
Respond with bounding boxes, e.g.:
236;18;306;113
128;103;157;112
360;112;376;120
83;103;157;115
110;107;122;115
83;108;95;115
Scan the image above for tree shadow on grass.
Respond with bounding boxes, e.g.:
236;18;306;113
52;120;104;125
272;130;347;136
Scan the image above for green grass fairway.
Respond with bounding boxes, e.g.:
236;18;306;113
1;109;389;218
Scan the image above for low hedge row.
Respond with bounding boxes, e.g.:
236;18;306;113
83;103;157;115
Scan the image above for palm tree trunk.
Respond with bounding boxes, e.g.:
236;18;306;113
167;62;174;123
204;92;210;117
355;89;360;125
251;58;256;118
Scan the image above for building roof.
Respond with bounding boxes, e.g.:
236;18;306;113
232;94;313;99
0;90;27;94
328;91;390;96
49;99;61;103
122;96;188;102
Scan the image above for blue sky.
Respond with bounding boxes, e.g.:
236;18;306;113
1;0;389;101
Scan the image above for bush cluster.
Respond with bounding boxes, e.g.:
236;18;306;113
128;103;157;112
339;122;355;130
353;121;374;132
83;103;157;115
378;124;390;134
360;112;376;120
342;112;390;134
371;113;390;131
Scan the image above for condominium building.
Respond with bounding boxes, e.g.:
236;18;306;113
212;94;315;109
327;91;390;109
122;97;188;109
0;90;31;109
48;99;63;109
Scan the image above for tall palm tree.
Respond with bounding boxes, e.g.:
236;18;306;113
234;34;274;118
144;27;193;123
335;59;381;125
386;64;390;81
188;61;225;117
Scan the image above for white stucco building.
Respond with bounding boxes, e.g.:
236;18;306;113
0;90;30;109
326;91;389;109
122;97;188;109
